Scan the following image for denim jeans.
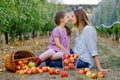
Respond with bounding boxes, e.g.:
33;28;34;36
45;50;88;68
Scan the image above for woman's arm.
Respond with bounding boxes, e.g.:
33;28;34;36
93;55;111;72
54;38;70;54
84;26;111;72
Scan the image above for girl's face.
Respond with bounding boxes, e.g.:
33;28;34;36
61;13;69;24
71;13;77;24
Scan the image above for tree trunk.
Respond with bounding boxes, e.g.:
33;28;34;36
18;32;22;41
4;32;8;44
32;30;35;38
115;30;119;42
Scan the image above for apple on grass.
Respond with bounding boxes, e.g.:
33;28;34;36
25;68;32;74
31;67;38;74
92;73;97;79
86;70;92;78
61;71;68;78
49;68;55;75
63;66;69;70
98;71;105;78
78;69;84;75
37;69;43;74
28;61;36;68
55;69;60;75
42;66;48;72
83;68;90;74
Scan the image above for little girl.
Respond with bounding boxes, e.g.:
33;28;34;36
36;11;71;66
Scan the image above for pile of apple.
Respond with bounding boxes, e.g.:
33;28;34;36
63;53;79;70
78;68;105;79
15;59;68;78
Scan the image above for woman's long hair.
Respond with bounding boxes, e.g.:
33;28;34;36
55;11;71;36
74;9;91;31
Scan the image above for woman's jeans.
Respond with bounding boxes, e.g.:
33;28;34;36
45;50;88;68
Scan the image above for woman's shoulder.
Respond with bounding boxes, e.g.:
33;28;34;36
83;25;95;33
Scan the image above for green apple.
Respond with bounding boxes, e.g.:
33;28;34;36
28;61;36;68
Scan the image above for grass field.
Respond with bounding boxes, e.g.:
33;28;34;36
0;35;120;80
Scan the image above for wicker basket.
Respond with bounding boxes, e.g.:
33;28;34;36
4;50;35;72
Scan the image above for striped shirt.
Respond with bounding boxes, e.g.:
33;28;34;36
73;25;98;68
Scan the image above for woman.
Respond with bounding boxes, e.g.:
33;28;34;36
72;9;110;71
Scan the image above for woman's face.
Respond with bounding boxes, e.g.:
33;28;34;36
71;13;77;24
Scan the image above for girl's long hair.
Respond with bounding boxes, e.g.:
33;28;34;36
55;11;71;36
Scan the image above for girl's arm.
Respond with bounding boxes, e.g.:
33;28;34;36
54;37;70;54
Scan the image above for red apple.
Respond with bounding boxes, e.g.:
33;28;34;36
74;53;79;60
49;68;55;75
37;69;43;74
42;66;48;72
22;65;29;70
18;60;23;65
69;57;74;63
63;66;69;70
55;69;60;75
25;68;32;74
98;71;105;78
63;59;69;65
18;70;25;74
86;70;92;78
78;69;84;75
16;70;20;74
31;67;38;74
28;61;36;68
68;63;74;69
23;59;28;64
64;53;70;59
61;71;68;78
37;66;42;69
92;73;97;79
83;68;90;74
16;65;21;70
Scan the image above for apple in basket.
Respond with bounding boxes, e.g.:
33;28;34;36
17;60;23;65
28;61;36;68
23;59;28;64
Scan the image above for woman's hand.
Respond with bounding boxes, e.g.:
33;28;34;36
99;68;112;72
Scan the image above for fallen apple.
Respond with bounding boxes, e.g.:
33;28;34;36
49;68;55;75
31;67;38;74
61;71;68;78
78;69;84;75
28;61;36;68
86;70;92;78
55;69;60;75
92;73;97;79
98;71;105;78
83;68;90;74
